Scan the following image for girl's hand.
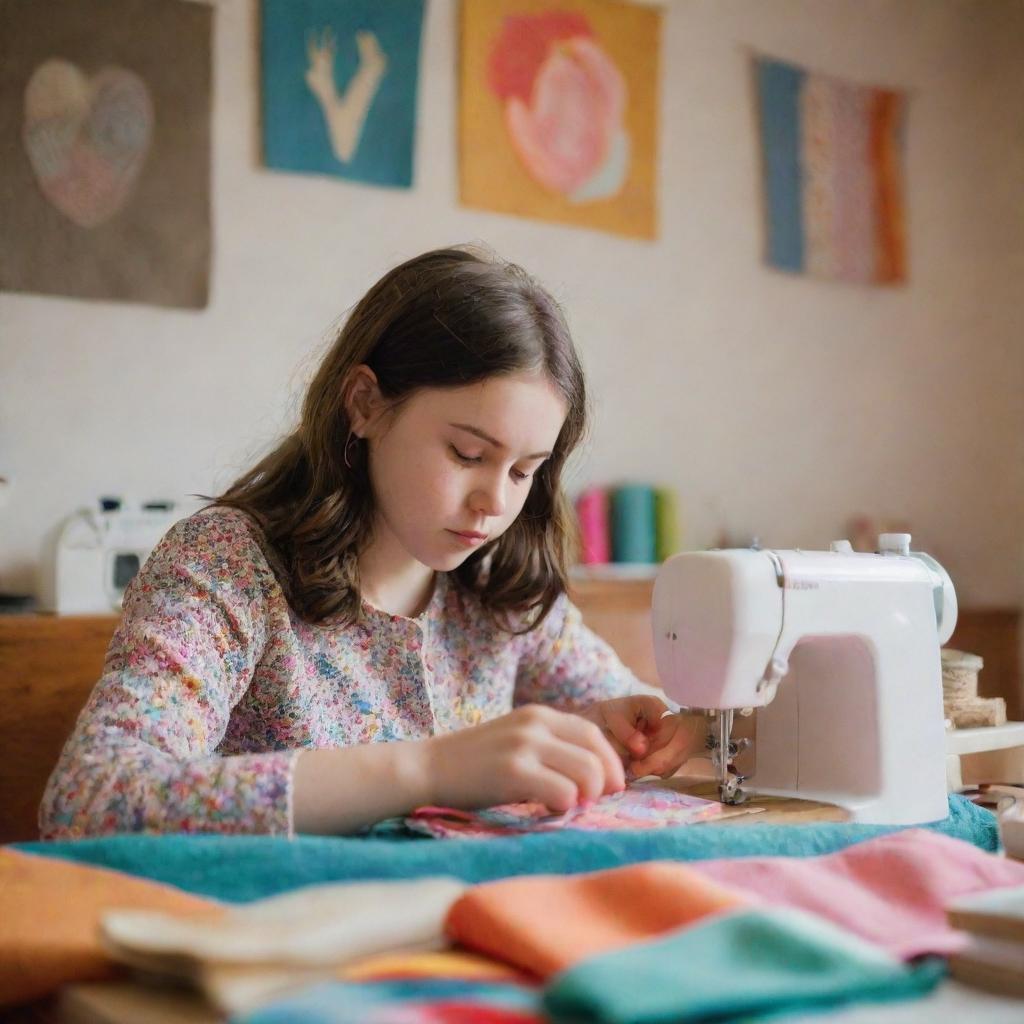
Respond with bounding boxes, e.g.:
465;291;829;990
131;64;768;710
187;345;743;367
579;695;707;779
423;704;626;813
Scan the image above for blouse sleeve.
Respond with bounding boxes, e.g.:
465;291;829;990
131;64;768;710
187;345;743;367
38;510;299;839
512;592;640;712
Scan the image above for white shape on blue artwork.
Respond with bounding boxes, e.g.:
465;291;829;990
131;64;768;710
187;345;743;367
304;28;387;164
261;0;423;188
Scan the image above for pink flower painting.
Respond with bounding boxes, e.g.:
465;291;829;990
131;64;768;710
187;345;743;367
460;0;659;238
488;12;629;204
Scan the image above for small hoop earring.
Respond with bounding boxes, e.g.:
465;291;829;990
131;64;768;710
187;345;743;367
344;431;360;470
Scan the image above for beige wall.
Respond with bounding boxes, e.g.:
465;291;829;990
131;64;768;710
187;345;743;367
1;0;1022;607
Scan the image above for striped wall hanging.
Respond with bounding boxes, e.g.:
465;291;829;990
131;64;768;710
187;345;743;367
755;56;908;286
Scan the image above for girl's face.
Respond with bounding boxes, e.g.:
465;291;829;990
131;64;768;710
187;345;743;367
360;370;568;571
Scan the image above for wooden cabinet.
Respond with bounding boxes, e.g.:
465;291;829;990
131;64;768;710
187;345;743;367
1;590;1019;844
0;615;117;844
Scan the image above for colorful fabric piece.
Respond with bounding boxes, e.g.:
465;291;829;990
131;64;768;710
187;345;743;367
219;947;532;1011
100;876;467;1010
444;830;1024;983
230;910;945;1024
0;848;221;1009
237;978;543;1024
756;55;907;285
406;782;724;839
17;796;1000;905
693;828;1024;959
341;950;526;984
39;507;637;839
445;860;747;977
101;882;508;1015
10;825;1016;1014
543;908;946;1024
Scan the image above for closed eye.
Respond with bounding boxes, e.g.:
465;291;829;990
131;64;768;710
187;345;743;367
451;445;534;484
450;444;482;465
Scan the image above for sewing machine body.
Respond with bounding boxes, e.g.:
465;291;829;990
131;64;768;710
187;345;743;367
652;537;956;824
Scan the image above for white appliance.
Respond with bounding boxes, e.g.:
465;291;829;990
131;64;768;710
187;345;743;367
53;498;182;615
651;534;957;825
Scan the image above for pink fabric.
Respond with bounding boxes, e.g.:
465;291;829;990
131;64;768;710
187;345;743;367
692;829;1024;959
407;782;723;838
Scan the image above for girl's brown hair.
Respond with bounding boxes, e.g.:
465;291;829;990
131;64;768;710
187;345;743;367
216;246;587;631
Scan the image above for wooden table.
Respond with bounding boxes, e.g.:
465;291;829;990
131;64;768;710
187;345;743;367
666;776;850;823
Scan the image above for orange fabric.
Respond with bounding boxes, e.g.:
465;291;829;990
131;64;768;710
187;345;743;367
0;848;222;1007
444;860;747;978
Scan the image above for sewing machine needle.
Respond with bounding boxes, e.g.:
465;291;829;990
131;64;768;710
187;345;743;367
718;709;733;789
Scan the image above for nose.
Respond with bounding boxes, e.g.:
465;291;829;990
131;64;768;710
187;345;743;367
469;474;506;519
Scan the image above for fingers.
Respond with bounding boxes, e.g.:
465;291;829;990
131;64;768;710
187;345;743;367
513;705;625;799
582;703;639;762
593;696;670;759
602;732;632;763
434;706;631;813
630;716;705;778
520;763;589;814
541;706;627;794
601;704;648;758
536;735;612;807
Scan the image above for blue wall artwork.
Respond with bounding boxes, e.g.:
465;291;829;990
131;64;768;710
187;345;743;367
261;0;425;188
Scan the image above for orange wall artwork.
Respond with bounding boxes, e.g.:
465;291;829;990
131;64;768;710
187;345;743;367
459;0;661;240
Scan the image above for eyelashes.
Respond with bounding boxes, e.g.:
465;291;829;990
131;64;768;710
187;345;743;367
449;444;531;482
449;444;482;465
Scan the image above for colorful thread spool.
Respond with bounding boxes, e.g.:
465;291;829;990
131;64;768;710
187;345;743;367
611;485;657;563
655;487;680;562
576;488;610;564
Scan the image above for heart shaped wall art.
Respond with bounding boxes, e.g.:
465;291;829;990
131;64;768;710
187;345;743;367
22;58;154;229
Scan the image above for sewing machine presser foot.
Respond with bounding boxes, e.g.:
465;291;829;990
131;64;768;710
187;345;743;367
705;712;750;805
717;772;749;804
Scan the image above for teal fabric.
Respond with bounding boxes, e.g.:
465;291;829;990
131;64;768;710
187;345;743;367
543;908;947;1023
12;796;995;904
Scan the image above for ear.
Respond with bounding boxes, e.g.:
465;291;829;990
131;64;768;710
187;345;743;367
343;365;385;437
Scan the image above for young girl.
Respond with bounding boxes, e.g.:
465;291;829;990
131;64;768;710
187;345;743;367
40;247;704;839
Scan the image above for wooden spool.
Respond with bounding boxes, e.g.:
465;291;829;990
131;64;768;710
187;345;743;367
943;648;1007;728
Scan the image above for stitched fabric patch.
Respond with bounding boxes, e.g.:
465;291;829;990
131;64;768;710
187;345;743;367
407;782;724;839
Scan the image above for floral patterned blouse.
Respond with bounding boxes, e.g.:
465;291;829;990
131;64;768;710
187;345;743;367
39;507;640;839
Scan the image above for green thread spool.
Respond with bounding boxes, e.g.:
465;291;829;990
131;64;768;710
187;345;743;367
655;488;680;561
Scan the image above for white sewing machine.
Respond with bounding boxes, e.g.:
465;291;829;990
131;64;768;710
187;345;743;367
652;534;957;825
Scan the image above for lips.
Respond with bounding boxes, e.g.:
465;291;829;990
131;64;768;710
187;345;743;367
447;529;489;547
